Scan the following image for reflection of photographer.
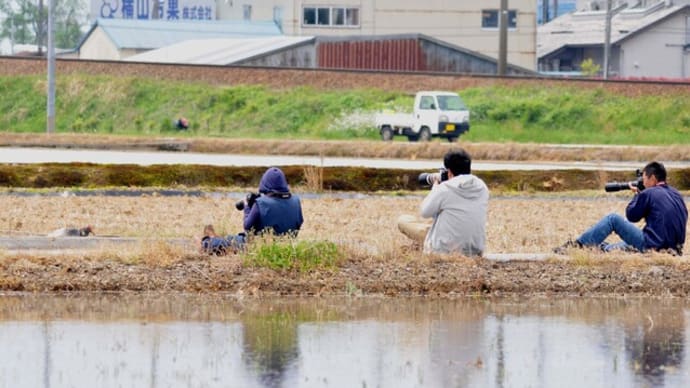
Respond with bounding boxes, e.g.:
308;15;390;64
555;161;687;254
239;167;303;236
397;149;489;256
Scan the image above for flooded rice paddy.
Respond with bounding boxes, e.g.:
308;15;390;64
1;294;689;388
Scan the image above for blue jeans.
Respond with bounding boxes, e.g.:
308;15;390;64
577;213;646;252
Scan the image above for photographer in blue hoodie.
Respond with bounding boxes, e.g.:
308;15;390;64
241;167;304;237
200;167;303;256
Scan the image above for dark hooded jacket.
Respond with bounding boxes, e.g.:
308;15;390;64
243;167;303;235
626;183;687;253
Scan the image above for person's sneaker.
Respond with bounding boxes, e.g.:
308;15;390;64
78;225;94;236
553;239;582;254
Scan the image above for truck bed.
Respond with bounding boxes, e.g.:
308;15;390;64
374;112;414;128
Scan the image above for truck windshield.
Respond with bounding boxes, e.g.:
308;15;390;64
437;95;467;111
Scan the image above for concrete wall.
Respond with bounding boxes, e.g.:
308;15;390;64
238;43;317;67
216;0;538;70
619;11;690;78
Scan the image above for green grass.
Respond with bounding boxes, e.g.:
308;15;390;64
244;239;342;272
2;74;690;144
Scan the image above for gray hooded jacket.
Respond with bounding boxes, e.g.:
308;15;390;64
420;174;489;256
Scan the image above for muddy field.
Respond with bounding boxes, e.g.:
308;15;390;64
1;194;689;297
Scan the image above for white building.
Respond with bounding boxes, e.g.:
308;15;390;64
215;0;538;70
77;18;282;60
539;0;690;78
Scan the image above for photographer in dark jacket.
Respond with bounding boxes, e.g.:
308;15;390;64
242;167;303;236
555;161;688;255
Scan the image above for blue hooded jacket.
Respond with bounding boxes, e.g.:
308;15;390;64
244;167;303;235
258;166;290;194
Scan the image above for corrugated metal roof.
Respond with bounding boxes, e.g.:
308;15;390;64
538;4;688;58
90;18;282;50
124;36;314;65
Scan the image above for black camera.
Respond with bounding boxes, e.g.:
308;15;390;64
605;169;645;192
418;168;449;187
235;192;260;211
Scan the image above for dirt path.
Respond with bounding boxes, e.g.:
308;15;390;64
2;250;689;297
2;132;690;163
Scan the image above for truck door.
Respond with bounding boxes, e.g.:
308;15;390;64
414;94;439;133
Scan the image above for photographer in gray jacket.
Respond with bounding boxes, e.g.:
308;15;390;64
398;149;489;256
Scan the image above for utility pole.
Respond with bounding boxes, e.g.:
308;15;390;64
37;0;44;55
498;0;508;75
46;0;55;134
603;0;612;79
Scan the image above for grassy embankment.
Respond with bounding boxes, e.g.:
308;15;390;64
2;75;690;145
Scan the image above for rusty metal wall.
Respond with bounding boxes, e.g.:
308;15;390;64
317;39;426;71
234;35;534;75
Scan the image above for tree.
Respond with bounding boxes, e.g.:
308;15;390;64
580;58;601;77
0;0;87;52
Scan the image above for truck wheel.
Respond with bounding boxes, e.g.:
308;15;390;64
381;126;393;141
419;127;432;142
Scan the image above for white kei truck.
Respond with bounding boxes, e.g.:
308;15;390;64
375;91;470;142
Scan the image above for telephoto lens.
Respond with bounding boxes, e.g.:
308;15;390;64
604;178;644;192
604;182;631;192
417;168;448;187
235;193;260;210
417;172;439;187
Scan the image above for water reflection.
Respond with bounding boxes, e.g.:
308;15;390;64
0;294;689;388
242;311;299;387
623;303;686;386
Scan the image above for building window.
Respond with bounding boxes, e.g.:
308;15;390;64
346;8;359;25
273;6;283;30
333;8;345;25
317;8;330;25
482;9;517;29
243;4;252;21
303;6;360;27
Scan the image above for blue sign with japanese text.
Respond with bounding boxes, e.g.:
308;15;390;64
93;0;215;20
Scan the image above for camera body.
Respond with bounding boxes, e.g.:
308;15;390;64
605;169;645;192
235;192;261;211
418;168;449;187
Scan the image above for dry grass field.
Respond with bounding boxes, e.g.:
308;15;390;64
2;130;690;295
0;192;683;256
1;191;689;296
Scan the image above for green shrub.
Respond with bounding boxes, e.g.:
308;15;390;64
580;58;601;76
245;239;342;271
